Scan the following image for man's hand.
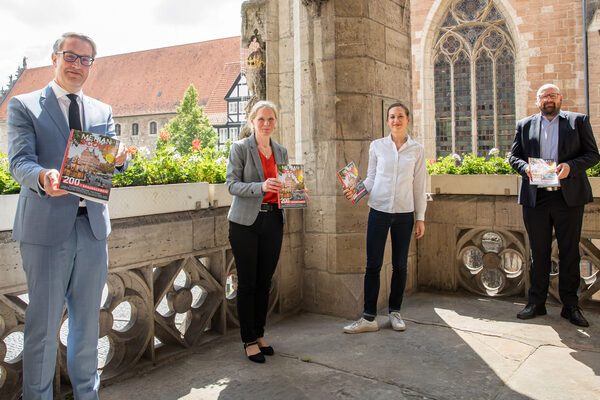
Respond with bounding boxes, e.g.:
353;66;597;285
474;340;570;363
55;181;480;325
556;163;570;179
114;143;127;166
38;169;68;196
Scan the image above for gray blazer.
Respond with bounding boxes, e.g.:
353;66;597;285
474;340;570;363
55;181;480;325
226;133;288;225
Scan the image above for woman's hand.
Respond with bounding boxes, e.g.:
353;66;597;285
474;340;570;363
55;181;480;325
262;178;283;193
343;187;356;201
414;220;425;239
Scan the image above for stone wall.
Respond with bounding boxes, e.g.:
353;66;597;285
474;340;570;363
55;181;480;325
410;0;600;158
114;114;173;153
0;204;304;398
419;192;600;304
263;0;415;318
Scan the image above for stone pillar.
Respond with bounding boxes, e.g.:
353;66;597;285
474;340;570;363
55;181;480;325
264;0;414;318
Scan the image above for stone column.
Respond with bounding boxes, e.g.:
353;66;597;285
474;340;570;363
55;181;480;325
264;0;414;318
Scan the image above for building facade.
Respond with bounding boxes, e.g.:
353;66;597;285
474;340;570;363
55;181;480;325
411;0;600;159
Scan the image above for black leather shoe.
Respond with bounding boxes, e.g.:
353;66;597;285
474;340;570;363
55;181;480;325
517;304;547;319
259;345;274;356
561;306;589;327
244;342;265;363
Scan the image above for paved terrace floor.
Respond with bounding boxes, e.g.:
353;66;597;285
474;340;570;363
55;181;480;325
97;292;599;400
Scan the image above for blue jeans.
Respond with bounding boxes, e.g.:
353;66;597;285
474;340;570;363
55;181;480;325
363;208;414;319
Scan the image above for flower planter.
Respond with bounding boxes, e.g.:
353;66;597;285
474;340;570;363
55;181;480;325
0;194;19;231
589;177;600;198
109;182;210;219
429;175;520;196
208;183;232;207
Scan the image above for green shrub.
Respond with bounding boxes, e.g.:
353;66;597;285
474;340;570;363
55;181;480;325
0;152;21;195
427;152;517;175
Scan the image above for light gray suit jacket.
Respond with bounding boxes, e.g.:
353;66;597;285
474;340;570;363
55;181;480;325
7;83;118;246
226;133;288;226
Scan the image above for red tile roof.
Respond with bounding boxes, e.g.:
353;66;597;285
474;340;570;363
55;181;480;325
204;62;241;116
0;37;241;120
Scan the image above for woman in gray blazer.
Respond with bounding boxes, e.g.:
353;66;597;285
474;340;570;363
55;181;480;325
226;100;288;363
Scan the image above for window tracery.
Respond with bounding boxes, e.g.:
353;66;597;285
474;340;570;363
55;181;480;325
434;0;516;157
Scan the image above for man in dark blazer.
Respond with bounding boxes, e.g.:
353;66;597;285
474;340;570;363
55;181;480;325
509;83;600;327
7;33;126;399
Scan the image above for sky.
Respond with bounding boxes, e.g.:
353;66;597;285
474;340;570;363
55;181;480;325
0;0;243;89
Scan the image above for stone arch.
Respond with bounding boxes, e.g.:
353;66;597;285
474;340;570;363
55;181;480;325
417;0;527;159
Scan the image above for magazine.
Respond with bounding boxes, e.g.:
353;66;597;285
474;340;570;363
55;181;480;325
58;129;120;203
337;161;367;204
528;157;559;186
277;164;308;208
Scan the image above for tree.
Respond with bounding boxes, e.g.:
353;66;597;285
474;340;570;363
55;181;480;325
157;84;217;154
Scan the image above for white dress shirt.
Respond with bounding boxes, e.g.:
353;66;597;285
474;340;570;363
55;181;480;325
363;135;427;220
50;80;84;129
49;80;86;205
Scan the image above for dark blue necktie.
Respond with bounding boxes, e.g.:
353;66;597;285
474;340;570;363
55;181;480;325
66;94;82;131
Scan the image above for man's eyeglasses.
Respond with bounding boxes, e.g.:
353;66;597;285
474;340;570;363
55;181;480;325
538;93;561;101
55;51;94;66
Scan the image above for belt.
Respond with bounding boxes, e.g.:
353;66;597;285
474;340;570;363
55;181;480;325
77;207;88;216
259;203;278;212
538;187;560;192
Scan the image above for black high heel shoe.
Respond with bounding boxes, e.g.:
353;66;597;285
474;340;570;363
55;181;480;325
244;341;265;363
259;345;274;356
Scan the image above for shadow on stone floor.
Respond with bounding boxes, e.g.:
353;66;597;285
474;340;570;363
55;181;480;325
97;291;600;400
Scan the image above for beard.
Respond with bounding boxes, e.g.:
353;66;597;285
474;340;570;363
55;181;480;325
540;101;560;117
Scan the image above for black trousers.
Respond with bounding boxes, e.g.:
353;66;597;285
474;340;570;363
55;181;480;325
522;189;584;308
229;209;283;343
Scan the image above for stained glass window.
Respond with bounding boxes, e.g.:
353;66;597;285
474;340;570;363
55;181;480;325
433;0;516;157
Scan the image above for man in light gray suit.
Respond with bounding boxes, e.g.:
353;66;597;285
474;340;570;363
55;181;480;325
7;32;126;399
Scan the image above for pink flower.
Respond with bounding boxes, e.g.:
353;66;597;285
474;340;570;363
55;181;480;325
192;139;202;151
159;131;170;141
126;146;138;155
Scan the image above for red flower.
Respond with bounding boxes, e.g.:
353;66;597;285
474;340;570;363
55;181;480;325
192;139;202;151
427;158;436;165
159;131;170;141
126;146;138;155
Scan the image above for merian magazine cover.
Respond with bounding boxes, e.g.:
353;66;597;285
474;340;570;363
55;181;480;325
337;161;367;204
58;129;120;203
277;163;308;208
528;157;559;186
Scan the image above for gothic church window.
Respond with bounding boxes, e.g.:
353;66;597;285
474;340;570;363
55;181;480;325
434;0;515;157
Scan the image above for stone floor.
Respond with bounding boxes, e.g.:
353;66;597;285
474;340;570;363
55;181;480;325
97;292;600;400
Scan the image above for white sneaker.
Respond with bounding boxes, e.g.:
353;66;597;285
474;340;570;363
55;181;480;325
389;312;406;331
343;317;379;334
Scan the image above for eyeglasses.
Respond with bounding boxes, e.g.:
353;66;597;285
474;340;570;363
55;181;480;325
55;51;94;66
538;93;561;101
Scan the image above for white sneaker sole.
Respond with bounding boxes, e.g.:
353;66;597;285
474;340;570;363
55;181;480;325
343;326;379;334
391;325;406;331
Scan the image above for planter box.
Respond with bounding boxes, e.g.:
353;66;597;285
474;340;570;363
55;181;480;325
0;194;18;231
430;175;520;195
0;183;212;231
590;177;600;198
208;183;232;207
109;182;209;219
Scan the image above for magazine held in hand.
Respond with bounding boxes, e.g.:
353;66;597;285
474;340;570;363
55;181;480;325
277;164;308;208
59;129;120;203
337;161;367;204
528;157;559;186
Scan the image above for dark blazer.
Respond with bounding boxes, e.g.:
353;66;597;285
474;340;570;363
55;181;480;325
226;133;288;225
7;84;117;245
509;111;600;208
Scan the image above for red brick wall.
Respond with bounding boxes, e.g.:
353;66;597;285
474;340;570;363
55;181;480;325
410;0;600;148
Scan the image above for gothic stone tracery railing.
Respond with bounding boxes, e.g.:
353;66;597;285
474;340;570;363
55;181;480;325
0;207;285;400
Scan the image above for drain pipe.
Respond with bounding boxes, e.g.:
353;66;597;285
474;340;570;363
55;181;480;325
583;0;590;115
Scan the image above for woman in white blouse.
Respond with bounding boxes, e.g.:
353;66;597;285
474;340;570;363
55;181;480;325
343;102;427;334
